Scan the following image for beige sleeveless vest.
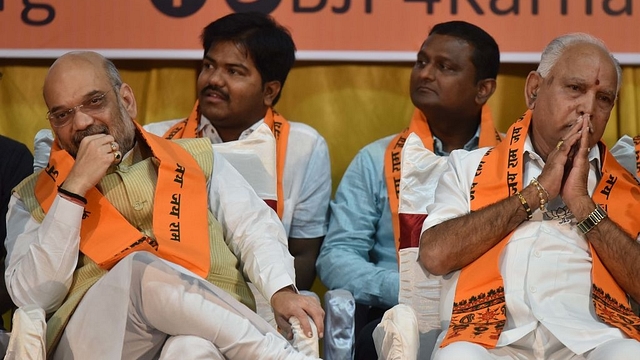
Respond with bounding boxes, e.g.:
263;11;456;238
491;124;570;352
15;138;255;353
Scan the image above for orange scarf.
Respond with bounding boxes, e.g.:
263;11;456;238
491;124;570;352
634;135;640;179
386;106;501;252
164;101;289;218
35;123;211;278
441;110;640;348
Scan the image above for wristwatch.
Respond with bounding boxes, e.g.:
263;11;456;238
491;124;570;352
576;204;607;234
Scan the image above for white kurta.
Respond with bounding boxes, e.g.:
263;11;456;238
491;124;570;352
422;136;638;355
34;117;332;240
131;115;331;240
5;149;312;359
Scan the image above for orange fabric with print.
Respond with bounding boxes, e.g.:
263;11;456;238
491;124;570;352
384;106;501;253
634;135;640;179
34;123;211;278
441;111;640;348
163;101;200;139
164;101;289;218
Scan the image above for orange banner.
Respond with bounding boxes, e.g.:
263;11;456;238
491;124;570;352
1;0;639;63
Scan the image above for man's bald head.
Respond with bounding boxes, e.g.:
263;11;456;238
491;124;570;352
44;52;122;106
43;51;137;157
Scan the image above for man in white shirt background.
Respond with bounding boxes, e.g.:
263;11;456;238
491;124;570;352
31;12;331;291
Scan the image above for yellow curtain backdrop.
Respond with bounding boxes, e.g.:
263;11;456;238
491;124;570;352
0;59;200;150
2;60;638;189
0;59;639;331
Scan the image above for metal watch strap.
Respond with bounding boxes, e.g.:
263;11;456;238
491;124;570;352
576;204;607;234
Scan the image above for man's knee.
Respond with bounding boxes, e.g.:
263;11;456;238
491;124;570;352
432;341;494;360
587;339;640;360
109;251;158;277
115;251;165;286
159;335;223;360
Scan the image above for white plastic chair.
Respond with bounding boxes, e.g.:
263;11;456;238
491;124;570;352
322;289;356;360
3;305;46;360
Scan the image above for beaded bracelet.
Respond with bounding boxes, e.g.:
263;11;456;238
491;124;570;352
530;177;549;211
516;191;532;220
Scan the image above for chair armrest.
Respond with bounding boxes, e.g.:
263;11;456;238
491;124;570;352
372;304;419;360
251;286;321;358
4;305;46;360
33;129;54;173
323;289;356;360
397;248;443;359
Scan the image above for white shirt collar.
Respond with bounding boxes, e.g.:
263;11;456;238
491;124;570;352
432;125;481;156
198;115;265;144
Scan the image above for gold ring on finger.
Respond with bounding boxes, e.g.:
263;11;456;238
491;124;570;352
113;150;122;163
556;140;564;150
110;142;118;152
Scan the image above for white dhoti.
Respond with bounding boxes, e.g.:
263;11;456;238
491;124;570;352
53;252;316;360
433;324;640;360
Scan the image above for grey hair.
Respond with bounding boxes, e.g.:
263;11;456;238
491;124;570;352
103;57;123;90
56;51;123;89
536;33;622;94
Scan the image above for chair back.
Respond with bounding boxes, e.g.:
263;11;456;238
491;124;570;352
397;133;448;358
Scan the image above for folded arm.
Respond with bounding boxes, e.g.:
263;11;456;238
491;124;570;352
419;143;548;276
207;151;324;337
5;195;82;313
419;183;532;276
558;120;640;303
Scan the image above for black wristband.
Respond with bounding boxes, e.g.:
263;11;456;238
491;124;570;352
58;186;88;205
515;191;532;220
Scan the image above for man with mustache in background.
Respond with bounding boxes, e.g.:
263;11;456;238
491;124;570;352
32;12;331;292
147;12;331;292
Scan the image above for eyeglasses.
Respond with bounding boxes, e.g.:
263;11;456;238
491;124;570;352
46;90;111;128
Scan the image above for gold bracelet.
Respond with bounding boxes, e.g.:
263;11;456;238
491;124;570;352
516;191;532;220
576;205;608;234
530;178;549;211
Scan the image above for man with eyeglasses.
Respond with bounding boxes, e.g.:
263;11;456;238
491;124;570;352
150;12;330;292
5;51;322;359
32;12;331;292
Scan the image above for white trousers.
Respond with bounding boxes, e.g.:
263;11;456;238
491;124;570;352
159;336;225;360
432;324;640;360
53;252;317;360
